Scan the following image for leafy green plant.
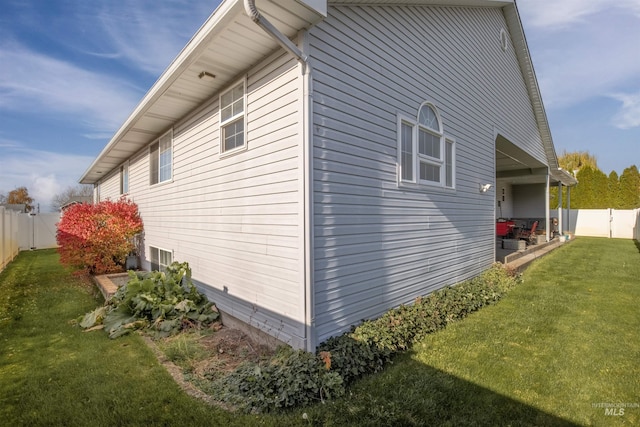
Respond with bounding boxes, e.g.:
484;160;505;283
214;264;520;412
81;262;219;338
217;346;344;412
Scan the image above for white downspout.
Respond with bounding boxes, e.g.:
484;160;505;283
244;0;308;64
244;0;315;352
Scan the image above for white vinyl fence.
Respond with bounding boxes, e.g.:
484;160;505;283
1;207;20;272
1;209;60;274
552;208;640;240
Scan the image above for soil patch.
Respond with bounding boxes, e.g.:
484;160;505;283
146;324;275;408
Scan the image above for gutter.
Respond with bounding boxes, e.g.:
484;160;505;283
243;0;315;352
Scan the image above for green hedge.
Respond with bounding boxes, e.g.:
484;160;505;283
215;264;520;412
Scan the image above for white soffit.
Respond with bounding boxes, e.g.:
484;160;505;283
81;0;325;184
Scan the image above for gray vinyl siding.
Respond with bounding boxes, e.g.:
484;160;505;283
99;52;306;348
310;5;545;342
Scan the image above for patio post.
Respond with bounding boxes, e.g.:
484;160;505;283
567;185;572;233
557;182;563;235
545;174;550;242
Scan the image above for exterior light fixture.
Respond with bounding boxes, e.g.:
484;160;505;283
480;183;492;193
198;71;216;81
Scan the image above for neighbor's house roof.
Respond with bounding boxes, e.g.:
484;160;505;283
1;204;27;213
60;196;93;211
81;0;574;186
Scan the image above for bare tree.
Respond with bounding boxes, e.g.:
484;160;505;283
51;184;94;211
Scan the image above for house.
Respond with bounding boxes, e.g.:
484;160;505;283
60;196;93;212
80;0;576;351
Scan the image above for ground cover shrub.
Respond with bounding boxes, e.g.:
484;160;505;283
80;262;219;338
57;198;143;274
213;264;520;412
218;347;344;413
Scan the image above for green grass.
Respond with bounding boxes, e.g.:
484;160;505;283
0;250;293;426
296;238;640;426
1;240;638;426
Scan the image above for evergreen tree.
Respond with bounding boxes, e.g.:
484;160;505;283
618;165;640;209
572;166;609;208
607;171;620;209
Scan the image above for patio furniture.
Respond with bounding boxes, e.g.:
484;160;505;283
514;220;539;244
496;220;516;238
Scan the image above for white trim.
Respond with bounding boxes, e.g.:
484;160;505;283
397;102;455;190
445;137;456;189
219;77;248;156
499;28;508;52
149;245;173;271
119;160;130;195
397;114;416;184
149;129;174;186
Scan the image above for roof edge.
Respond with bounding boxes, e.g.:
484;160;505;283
80;0;245;184
503;2;561;174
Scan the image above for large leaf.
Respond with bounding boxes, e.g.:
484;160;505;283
80;261;219;338
80;306;107;328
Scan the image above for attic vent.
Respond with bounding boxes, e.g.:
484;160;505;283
500;28;508;52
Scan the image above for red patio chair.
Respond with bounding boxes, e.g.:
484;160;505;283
515;221;538;244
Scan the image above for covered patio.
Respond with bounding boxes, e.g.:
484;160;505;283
494;134;577;263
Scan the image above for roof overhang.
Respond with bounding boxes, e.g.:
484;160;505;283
83;0;573;188
331;0;512;6
80;0;325;184
502;2;576;187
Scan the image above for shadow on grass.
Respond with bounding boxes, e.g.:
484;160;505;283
634;239;640;254
312;353;580;426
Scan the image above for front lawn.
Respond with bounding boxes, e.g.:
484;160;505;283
1;238;638;426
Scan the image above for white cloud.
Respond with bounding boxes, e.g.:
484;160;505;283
610;91;640;129
518;0;640;29
95;1;215;75
0;147;94;212
519;3;640;110
0;43;139;132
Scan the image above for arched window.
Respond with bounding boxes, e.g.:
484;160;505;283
398;102;455;188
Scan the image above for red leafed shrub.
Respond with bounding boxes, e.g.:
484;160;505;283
57;198;143;274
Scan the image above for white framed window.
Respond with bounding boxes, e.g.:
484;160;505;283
120;161;129;195
150;246;172;272
150;130;173;185
219;80;246;154
398;102;455;189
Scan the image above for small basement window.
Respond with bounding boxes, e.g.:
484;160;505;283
150;246;172;272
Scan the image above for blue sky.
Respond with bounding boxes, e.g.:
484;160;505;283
1;0;639;211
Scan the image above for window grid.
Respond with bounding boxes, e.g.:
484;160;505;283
398;102;455;189
220;81;246;153
150;246;172;272
150;130;172;185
